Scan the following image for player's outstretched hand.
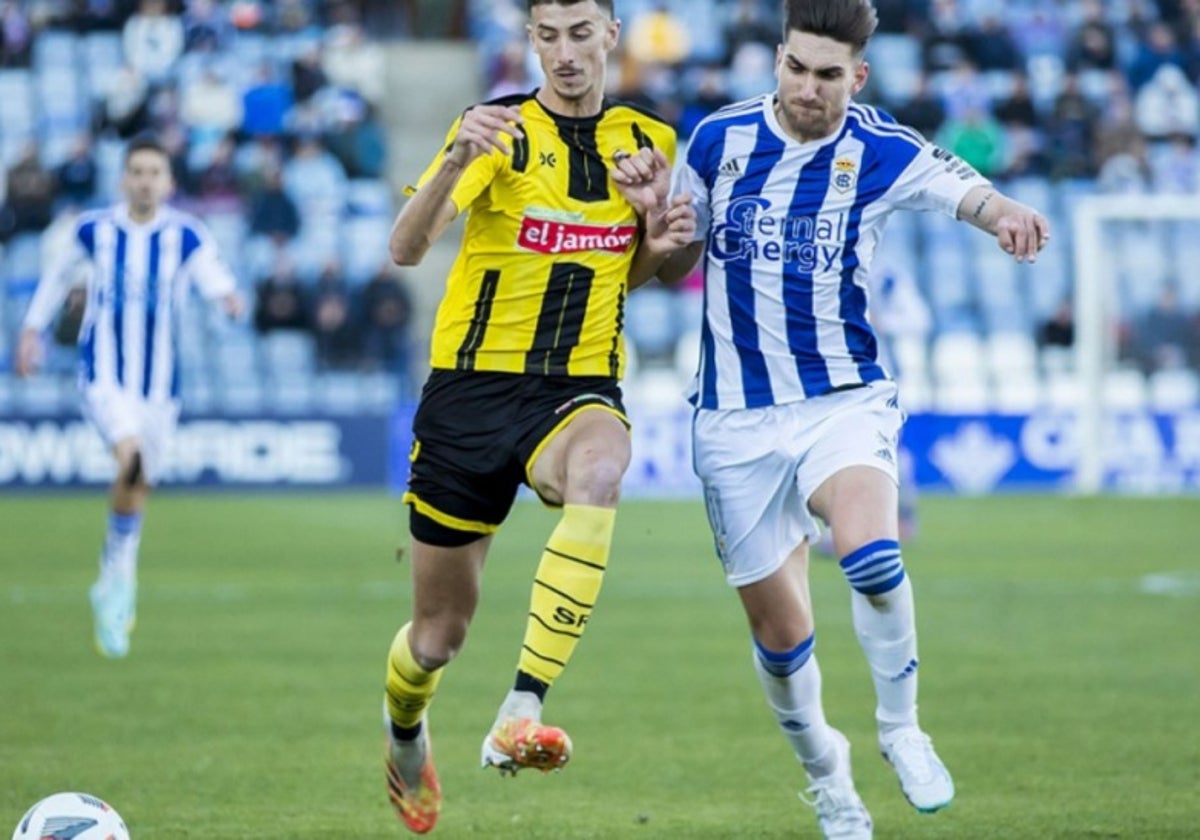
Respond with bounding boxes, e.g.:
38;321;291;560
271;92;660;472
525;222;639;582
996;209;1051;264
610;147;671;219
644;193;696;256
222;291;246;321
449;105;525;166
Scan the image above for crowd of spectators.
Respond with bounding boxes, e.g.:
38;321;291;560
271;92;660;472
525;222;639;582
0;0;415;396
3;0;1200;411
470;0;1200;393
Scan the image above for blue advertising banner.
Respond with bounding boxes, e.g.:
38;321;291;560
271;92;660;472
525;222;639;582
5;405;1198;494
903;410;1200;494
0;414;392;488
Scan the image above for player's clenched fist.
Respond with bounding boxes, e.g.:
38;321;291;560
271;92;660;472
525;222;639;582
996;210;1051;264
447;104;525;165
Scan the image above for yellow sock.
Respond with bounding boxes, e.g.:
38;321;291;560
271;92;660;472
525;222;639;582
518;504;616;686
385;623;443;728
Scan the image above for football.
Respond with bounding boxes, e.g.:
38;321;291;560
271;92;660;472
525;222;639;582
11;792;129;840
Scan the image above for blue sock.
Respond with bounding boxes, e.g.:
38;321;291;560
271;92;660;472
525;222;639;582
839;539;905;595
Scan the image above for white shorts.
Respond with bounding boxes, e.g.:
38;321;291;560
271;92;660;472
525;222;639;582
693;381;903;587
81;385;180;484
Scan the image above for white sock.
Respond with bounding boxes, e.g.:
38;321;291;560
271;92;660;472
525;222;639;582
752;644;839;778
496;689;542;724
851;576;919;733
101;512;142;581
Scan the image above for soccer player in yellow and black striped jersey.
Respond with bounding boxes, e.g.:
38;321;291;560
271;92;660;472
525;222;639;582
379;0;697;832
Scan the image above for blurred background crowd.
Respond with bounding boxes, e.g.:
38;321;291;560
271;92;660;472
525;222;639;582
2;0;1200;415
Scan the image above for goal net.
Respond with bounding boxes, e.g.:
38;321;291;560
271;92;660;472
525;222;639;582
1071;193;1200;494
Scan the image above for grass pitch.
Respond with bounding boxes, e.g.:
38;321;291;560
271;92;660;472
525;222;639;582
1;493;1198;838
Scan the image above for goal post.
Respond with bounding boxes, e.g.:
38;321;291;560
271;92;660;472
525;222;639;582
1071;193;1200;494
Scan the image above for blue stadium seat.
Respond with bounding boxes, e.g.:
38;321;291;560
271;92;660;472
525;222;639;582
80;31;123;101
341;216;393;284
260;331;317;381
0;69;35;140
315;372;365;412
865;34;920;104
32;29;79;70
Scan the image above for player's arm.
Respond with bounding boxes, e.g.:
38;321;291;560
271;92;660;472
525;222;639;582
628;238;703;291
956;185;1051;264
16;239;88;377
390;104;523;266
627;195;701;290
187;228;244;320
612;148;703;289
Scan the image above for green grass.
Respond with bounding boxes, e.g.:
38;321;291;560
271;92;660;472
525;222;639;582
1;493;1198;838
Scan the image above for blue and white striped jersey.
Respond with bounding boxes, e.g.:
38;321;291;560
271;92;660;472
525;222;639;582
23;203;237;401
674;95;989;410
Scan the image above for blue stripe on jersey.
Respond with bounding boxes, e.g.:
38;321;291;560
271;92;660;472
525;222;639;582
721;127;787;408
78;220;96;255
692;100;762;195
143;230;161;397
80;323;96;382
181;226;201;261
849;103;925;147
113;228;127;386
784;140;839;396
699;261;718;401
839;114;923;384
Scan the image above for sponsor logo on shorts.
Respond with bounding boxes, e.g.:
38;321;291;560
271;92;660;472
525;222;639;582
554;393;616;414
875;431;896;464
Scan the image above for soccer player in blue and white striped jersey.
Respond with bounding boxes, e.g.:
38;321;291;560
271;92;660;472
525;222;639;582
16;134;243;659
663;2;1050;837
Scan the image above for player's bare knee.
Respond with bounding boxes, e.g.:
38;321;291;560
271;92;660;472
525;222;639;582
568;453;625;507
409;629;465;671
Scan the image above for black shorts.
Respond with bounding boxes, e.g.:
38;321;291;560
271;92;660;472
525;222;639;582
404;369;627;546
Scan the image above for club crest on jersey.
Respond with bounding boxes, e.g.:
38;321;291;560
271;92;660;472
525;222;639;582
831;157;857;193
517;209;637;255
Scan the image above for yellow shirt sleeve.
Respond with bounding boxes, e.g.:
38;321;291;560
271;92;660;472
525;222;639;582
408;113;505;214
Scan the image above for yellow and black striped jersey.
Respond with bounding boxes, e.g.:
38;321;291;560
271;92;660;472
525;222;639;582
414;91;677;378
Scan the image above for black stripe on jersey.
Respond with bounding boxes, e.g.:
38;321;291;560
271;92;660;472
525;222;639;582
558;123;609;202
608;285;625;378
631;121;655;151
511;132;530;172
526;262;595;375
456;269;501;369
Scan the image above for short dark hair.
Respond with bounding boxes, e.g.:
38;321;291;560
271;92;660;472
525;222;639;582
123;133;170;166
528;0;615;16
782;0;878;56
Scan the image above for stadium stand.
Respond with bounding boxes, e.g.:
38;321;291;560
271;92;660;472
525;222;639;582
2;0;1199;413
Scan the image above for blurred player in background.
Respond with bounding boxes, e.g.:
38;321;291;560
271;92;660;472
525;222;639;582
15;134;243;659
379;0;695;832
667;0;1050;837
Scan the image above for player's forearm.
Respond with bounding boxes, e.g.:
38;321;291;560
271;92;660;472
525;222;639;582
957;185;1022;237
628;241;701;291
22;274;71;333
389;160;462;266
